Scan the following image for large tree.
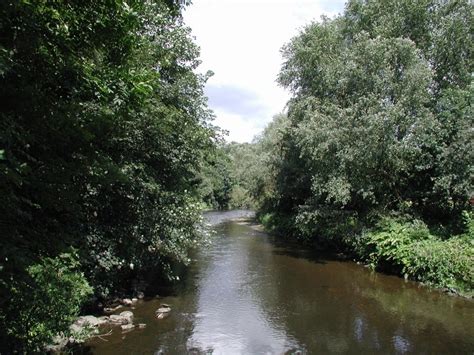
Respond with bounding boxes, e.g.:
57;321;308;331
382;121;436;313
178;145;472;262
266;0;473;239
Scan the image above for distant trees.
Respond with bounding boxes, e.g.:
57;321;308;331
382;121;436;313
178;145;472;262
197;114;289;211
0;0;216;351
198;143;234;210
198;142;256;210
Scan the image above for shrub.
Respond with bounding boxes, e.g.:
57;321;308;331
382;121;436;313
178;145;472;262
356;216;473;294
0;252;92;353
406;237;473;291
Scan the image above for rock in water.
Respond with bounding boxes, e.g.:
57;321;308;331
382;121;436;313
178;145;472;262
75;315;100;327
109;311;134;325
104;305;122;313
122;298;133;306
119;311;134;324
155;304;171;319
97;316;109;325
121;324;135;331
44;334;68;353
69;323;83;334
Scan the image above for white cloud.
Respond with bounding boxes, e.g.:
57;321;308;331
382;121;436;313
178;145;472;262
184;0;345;142
212;108;263;143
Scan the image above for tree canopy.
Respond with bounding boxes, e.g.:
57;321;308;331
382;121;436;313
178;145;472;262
269;0;473;227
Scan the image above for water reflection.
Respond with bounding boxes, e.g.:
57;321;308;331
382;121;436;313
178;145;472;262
85;211;474;355
188;222;301;353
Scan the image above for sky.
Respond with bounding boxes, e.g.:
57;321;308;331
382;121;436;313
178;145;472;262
183;0;346;143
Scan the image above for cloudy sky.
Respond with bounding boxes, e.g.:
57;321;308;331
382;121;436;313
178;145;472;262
183;0;346;142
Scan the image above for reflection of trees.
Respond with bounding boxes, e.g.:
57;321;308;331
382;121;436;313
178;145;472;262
87;219;474;354
245;226;474;354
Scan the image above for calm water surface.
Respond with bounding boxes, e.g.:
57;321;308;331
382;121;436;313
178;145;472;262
85;210;474;354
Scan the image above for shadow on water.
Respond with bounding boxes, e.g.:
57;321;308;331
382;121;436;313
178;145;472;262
82;210;474;355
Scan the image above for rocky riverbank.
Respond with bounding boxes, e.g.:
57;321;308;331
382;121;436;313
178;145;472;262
46;294;171;353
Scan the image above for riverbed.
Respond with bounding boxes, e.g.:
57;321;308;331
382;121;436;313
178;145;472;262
84;210;474;354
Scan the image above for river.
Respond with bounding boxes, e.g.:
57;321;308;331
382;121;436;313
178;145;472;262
84;210;474;354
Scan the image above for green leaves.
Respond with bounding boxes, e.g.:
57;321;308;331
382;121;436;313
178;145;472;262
270;0;472;225
1;252;92;352
356;217;473;295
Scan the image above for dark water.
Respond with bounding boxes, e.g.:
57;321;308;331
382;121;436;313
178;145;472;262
85;210;474;354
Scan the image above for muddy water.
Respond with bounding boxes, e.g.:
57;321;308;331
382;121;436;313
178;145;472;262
84;210;474;354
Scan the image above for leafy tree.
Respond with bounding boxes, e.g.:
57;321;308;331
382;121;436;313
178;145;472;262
198;143;234;210
270;0;473;232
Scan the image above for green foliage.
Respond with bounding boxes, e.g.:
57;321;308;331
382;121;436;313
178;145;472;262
0;252;92;352
355;217;432;270
197;117;290;211
0;0;216;350
294;208;363;248
198;143;234;210
229;185;254;209
272;0;473;221
355;217;473;294
462;210;474;238
224;142;255;208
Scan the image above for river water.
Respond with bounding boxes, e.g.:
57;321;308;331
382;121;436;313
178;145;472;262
85;210;474;354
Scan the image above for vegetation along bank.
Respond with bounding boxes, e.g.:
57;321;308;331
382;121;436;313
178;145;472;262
0;0;472;352
211;0;473;298
0;1;219;352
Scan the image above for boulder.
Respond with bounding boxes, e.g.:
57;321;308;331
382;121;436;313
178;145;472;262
104;305;122;313
109;314;123;324
69;323;83;334
137;291;145;299
69;315;102;337
119;310;134;324
45;335;68;353
109;313;132;325
97;316;109;325
75;315;100;328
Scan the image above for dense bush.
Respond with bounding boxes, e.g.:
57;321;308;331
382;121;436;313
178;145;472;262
197;143;234;210
0;252;92;352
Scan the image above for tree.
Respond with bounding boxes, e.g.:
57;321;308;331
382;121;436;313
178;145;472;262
0;0;216;351
261;0;473;241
